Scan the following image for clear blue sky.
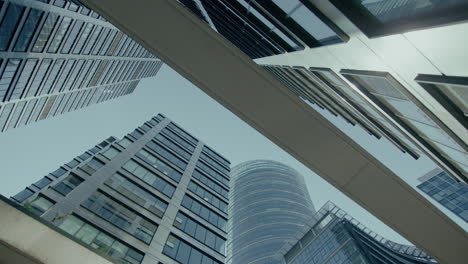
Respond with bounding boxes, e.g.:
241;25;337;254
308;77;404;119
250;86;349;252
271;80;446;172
0;65;462;244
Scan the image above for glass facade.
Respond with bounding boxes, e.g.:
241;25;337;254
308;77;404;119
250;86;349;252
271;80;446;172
178;0;347;59
0;0;163;132
227;160;315;264
282;202;436;264
417;169;468;222
10;114;230;264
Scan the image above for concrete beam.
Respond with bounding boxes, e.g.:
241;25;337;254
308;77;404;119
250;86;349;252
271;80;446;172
80;0;468;263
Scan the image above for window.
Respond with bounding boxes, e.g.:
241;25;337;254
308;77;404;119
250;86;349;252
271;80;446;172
174;212;226;255
52;173;83;196
0;59;21;101
192;170;229;199
25;59;53;98
0;3;25;51
415;74;468;130
30;195;55;216
59;215;144;263
137;149;182;182
118;137;133;148
102;147;120;160
181;195;227;231
163;235;221;264
123;160;176;197
11;188;34;202
329;0;468;37
196;161;229;187
200;152;230;176
80;158;104;175
14;8;44;52
50;167;67;178
342;70;468;181
32;13;59;52
105;173;168;217
146;141;188;170
48;17;73;53
129;129;143;140
33;176;53;189
78;152;92;161
167;123;198;145
187;181;228;213
82;191;158;244
61;20;84;54
155;134;192;160
65;159;80;169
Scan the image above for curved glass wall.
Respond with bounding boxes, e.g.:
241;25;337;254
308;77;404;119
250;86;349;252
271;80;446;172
227;160;315;264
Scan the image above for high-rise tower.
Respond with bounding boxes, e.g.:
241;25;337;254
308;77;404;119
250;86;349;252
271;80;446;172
227;160;315;264
0;0;162;132
11;114;230;264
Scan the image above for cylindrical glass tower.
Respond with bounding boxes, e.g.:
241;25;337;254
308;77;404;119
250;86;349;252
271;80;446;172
227;160;315;264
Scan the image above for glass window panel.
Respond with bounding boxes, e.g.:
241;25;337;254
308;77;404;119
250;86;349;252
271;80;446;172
33;176;52;189
39;59;64;95
10;59;38;100
30;195;54;215
72;22;93;54
11;188;34;202
290;5;338;43
75;224;99;244
25;59;52;98
32;13;58;52
175;241;191;263
61;20;84;54
0;59;21;100
14;8;43;52
408;119;465;152
82;26;102;55
59;215;84;235
0;3;25;51
379;96;437;126
48;17;72;53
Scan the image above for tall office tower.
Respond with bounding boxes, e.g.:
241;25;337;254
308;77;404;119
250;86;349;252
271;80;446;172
227;160;316;264
277;202;436;264
10;114;230;264
0;0;162;133
417;168;468;222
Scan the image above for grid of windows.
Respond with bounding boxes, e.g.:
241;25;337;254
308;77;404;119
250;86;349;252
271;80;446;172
122;160;176;197
59;215;144;264
174;211;226;255
163;234;222;264
137;149;182;182
192;169;229;199
105;173;169;218
155;133;192;160
187;181;227;213
0;0;161;133
52;173;84;196
196;161;229;187
146;141;188;170
82;191;158;244
181;195;227;231
418;171;468;222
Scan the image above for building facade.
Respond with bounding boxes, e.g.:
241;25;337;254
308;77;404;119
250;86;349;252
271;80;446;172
277;202;436;264
227;160;316;264
11;113;230;264
175;0;468;183
0;0;162;132
417;168;468;222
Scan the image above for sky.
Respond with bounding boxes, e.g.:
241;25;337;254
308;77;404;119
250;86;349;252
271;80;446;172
0;65;464;245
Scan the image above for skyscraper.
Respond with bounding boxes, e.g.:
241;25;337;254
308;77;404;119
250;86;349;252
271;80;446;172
227;160;315;264
0;0;162;132
417;168;468;222
10;113;230;264
278;202;437;264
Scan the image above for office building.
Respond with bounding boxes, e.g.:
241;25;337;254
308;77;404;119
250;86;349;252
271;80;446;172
227;160;316;264
10;114;230;264
0;0;162;132
417;168;468;222
277;202;437;264
38;0;468;262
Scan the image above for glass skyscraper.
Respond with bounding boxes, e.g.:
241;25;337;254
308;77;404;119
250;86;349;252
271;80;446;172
227;160;315;264
11;113;230;264
0;0;162;132
417;168;468;222
279;202;437;264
